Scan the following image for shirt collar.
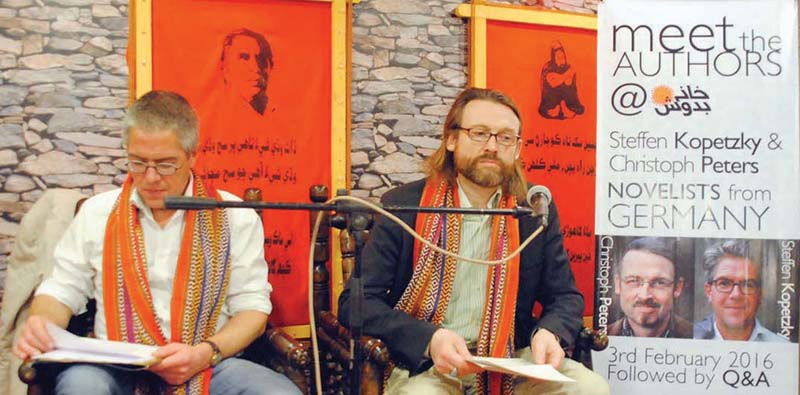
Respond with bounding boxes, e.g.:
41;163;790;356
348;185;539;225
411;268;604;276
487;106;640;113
131;174;194;222
749;319;772;341
456;179;503;209
711;316;767;341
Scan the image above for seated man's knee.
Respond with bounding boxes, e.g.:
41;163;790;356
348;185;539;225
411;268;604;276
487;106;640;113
56;364;129;395
210;358;301;395
567;364;610;395
386;367;461;395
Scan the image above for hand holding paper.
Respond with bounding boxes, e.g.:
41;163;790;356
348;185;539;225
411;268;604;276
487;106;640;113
31;322;159;367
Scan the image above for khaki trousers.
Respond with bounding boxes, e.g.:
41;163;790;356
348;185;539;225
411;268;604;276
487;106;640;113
386;348;609;395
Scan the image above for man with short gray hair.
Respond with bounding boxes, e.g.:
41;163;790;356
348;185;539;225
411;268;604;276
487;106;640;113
694;239;786;342
13;91;301;395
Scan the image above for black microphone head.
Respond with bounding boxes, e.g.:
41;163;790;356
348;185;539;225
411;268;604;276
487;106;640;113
526;185;552;207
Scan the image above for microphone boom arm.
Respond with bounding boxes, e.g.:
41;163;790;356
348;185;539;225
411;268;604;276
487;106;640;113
165;196;535;218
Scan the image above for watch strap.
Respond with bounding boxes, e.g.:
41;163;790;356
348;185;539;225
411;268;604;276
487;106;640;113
200;339;222;366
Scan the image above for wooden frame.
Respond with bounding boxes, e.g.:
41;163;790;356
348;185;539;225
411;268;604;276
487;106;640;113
130;0;353;339
455;1;596;88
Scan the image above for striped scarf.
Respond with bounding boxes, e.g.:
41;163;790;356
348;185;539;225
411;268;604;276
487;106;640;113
102;175;232;395
393;177;520;395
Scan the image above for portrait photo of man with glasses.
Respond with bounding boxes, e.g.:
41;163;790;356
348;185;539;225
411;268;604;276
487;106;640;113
694;239;789;342
608;237;693;338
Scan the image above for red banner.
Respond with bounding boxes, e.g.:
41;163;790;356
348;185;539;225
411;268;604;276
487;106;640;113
152;0;332;326
487;20;597;315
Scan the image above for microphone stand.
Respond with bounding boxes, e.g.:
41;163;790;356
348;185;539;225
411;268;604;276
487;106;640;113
328;190;372;395
164;192;536;395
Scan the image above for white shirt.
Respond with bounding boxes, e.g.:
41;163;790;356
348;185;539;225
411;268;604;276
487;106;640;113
711;317;788;342
36;179;272;340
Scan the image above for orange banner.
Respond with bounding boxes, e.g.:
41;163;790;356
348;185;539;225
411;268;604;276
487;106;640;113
487;20;597;315
152;0;332;326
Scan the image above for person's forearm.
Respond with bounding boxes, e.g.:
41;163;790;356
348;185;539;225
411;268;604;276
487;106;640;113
206;310;268;358
29;294;73;328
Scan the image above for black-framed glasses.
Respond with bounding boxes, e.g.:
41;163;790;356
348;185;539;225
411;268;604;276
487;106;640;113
455;126;519;147
621;276;674;290
708;278;761;295
127;159;182;176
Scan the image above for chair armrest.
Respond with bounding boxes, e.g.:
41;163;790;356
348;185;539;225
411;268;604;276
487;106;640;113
18;360;38;384
318;311;390;366
19;360;55;395
570;326;608;370
264;326;310;370
240;325;311;395
577;327;608;352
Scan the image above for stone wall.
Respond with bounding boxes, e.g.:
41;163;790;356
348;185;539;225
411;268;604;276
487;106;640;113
0;0;600;300
0;0;130;298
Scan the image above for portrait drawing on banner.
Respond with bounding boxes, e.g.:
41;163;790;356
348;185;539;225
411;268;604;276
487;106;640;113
485;18;598;314
538;40;585;120
150;0;335;325
220;29;274;116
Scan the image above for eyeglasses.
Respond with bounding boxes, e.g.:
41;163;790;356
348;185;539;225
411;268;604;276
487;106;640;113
455;126;519;147
708;278;761;294
127;159;182;176
622;276;674;290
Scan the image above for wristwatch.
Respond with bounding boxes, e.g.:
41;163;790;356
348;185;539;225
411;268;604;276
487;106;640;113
200;340;222;367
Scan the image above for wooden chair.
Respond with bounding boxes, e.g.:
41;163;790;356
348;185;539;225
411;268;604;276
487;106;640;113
312;203;608;395
17;188;312;395
18;304;311;394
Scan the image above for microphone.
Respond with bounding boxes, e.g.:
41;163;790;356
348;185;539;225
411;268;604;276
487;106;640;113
526;185;551;227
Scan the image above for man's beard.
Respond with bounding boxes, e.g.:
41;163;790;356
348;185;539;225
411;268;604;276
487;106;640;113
456;152;515;188
632;298;664;327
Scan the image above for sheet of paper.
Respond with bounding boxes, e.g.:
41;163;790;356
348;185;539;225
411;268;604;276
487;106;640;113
33;349;154;366
469;356;575;382
32;322;159;366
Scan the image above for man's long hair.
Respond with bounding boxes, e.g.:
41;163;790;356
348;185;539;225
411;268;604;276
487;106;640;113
423;87;528;202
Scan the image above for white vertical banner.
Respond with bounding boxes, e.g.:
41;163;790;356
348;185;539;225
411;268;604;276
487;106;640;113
595;0;798;239
593;0;800;394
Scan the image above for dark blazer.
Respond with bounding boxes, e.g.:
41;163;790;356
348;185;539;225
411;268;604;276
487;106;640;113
337;179;584;374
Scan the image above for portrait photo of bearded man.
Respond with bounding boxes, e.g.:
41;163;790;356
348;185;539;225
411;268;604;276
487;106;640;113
608;237;693;338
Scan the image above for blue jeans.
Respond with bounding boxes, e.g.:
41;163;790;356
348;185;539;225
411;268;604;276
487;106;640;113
55;358;302;395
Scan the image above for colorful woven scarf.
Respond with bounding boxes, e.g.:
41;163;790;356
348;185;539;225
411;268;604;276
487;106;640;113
102;175;232;395
393;177;521;395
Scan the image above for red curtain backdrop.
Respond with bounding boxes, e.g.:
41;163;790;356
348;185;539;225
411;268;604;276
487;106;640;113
152;0;332;326
487;20;597;315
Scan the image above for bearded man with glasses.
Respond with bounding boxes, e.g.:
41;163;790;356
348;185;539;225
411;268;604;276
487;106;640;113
338;87;608;395
694;239;787;342
13;91;301;395
609;237;692;338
